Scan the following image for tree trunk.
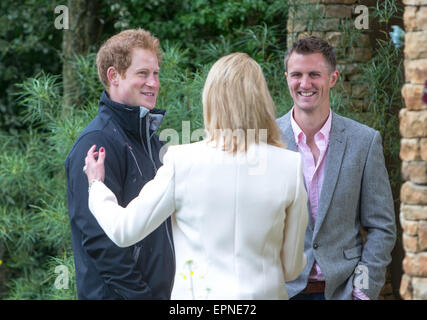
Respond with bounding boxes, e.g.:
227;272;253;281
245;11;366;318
62;0;102;109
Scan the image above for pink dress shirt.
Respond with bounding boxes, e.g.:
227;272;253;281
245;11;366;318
290;108;369;300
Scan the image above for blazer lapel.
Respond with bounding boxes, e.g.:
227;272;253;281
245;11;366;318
278;111;298;152
278;111;313;230
313;112;347;236
283;125;298;152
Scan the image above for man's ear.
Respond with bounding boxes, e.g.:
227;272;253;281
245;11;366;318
107;66;119;87
284;71;288;80
329;69;339;88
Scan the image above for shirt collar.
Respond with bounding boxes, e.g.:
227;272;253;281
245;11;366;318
290;107;332;145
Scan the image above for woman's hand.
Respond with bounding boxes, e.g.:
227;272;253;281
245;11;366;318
84;145;106;184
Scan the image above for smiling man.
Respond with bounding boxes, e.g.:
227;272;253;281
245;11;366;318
277;36;396;300
65;29;175;299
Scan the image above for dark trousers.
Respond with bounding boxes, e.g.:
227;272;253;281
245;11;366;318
291;292;326;300
291;281;326;300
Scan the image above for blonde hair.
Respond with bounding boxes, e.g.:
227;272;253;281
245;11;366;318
203;52;285;153
96;28;162;90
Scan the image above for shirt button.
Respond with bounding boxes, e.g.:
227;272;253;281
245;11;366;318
313;243;319;250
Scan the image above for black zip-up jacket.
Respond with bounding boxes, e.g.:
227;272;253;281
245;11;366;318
65;91;175;299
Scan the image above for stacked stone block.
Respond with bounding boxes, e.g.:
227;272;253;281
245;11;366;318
399;0;427;301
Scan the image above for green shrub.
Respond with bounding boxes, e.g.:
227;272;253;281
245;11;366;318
0;72;84;299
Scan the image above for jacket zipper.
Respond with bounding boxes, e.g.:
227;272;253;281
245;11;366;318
126;143;143;177
140;115;157;174
133;244;142;262
126;143;144;269
140;113;176;293
127;140;175;293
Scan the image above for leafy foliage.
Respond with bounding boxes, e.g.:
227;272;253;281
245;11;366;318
108;0;289;68
0;0;62;133
0;72;78;298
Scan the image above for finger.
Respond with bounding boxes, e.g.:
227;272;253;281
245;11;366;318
83;155;88;175
87;144;97;156
98;147;106;165
86;152;95;164
86;149;97;167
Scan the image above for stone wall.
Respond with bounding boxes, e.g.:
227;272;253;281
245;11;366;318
399;0;427;301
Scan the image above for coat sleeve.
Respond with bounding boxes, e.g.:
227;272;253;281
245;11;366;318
66;131;153;299
281;153;308;282
88;146;176;248
357;130;396;299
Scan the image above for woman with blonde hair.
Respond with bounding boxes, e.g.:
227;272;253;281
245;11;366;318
84;52;308;299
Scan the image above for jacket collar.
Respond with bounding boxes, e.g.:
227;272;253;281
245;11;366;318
98;90;166;137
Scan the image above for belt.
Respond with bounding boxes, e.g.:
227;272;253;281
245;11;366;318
302;281;326;294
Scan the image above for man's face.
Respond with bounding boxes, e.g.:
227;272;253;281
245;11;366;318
285;52;338;114
112;48;160;109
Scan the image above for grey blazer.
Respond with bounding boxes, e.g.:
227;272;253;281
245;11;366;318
277;110;396;300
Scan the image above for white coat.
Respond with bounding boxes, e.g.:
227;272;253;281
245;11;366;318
88;141;308;299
